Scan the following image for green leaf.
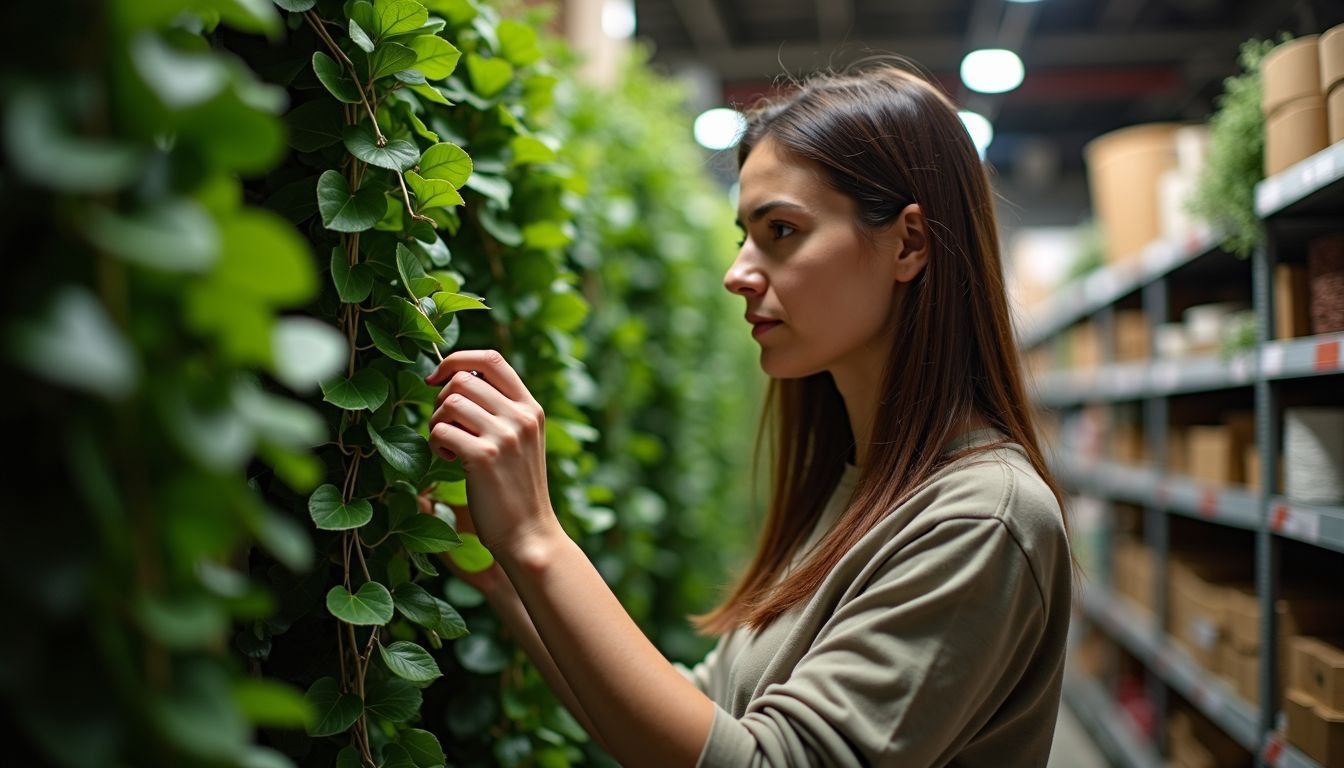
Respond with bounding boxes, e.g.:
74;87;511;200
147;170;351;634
3;86;142;193
233;679;314;729
397;513;461;553
153;663;250;759
433;597;469;639
381;744;417;768
364;677;421;723
379;640;442;683
509;134;556;166
390;296;445;344
273;0;317;11
285;99;344;152
235;382;326;448
320;368;390;411
251;510;314;571
349;18;375;52
430;292;488;315
336;747;362;768
375;0;428;38
370;41;418;81
368;422;430;478
317;170;386;232
392;582;441;627
497;19;542;66
454;632;508;674
539;291;589;332
366;321;416;363
312;51;360;104
396;242;425;288
214;209;316;305
326;581;395;625
344;123;420;171
400;729;446;768
409;82;451;105
214;0;282;36
304;677;362;737
464;173;510;207
408;35;461;79
406;171;464;211
272;317;347;394
418;142;472;187
330;247;374;302
308;484;375;530
522;220;574;249
131;33;229;109
9;286;138;400
477;205;522;246
447;532;494;573
136;596;229;649
465;54;513;98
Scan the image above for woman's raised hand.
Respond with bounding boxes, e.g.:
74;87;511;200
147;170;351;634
424;350;559;564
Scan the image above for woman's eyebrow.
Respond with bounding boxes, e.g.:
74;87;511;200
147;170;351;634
734;200;807;228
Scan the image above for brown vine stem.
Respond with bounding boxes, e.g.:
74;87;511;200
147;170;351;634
397;171;438;227
304;10;385;143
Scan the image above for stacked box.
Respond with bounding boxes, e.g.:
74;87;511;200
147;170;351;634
1286;637;1344;766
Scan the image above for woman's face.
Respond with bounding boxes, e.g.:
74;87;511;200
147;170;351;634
724;136;904;381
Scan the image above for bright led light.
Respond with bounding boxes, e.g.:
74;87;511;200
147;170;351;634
601;0;636;39
960;48;1025;94
693;108;747;151
958;110;993;159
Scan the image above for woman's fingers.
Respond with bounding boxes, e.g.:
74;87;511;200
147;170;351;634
429;420;487;462
430;389;494;436
434;369;515;415
425;349;531;402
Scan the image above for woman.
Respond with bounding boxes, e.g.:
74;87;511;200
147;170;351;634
423;64;1073;767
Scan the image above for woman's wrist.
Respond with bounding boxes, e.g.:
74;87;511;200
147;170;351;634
492;515;569;580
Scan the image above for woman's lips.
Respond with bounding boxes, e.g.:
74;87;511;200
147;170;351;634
751;320;782;338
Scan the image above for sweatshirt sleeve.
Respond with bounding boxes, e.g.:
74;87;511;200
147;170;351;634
673;641;724;696
696;516;1049;768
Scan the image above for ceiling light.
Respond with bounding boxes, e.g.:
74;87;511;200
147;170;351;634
958;110;994;159
960;48;1025;94
601;0;636;39
693;108;747;151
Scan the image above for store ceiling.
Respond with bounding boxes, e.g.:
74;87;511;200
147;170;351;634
633;0;1344;198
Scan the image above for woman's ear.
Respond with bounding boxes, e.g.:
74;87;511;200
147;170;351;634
886;203;929;283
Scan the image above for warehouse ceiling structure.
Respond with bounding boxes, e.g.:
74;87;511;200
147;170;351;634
630;0;1344;227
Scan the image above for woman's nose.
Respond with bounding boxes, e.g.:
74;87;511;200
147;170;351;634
723;251;765;296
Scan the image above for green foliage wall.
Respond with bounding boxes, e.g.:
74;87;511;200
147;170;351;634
2;2;758;766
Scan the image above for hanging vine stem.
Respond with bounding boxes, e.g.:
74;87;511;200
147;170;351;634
304;10;385;143
397;171;438;226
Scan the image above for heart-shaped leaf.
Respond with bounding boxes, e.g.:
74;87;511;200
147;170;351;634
369;42;417;81
320;368;390;411
448;533;494;574
378;641;441;683
406;171;463;212
399;729;446;768
465;54;513;99
317;170;385;232
418;143;473;188
366;321;415;363
343;123;420;171
312;52;360;104
364;677;420;723
304;677;362;737
397;514;461;553
330;247;374;302
408;35;461;80
374;0;427;38
433;598;469;639
368;422;430;478
391;582;441;628
325;582;394;625
308;484;375;530
431;292;488;315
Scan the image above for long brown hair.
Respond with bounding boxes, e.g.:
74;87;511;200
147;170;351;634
693;64;1068;635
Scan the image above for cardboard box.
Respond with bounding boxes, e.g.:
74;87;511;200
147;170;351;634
1264;36;1322;115
1171;567;1227;672
1226;584;1260;653
1112;420;1147;465
1170;706;1252;767
1084;123;1180;265
1115;309;1150;362
1293;637;1344;710
1277;263;1313;340
1285;687;1344;768
1234;648;1260;705
1169;427;1189;475
1188;426;1242;486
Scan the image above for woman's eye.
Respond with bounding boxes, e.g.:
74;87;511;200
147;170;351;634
770;223;796;240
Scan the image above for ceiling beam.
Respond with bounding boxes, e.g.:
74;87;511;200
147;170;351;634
669;0;731;51
652;29;1245;81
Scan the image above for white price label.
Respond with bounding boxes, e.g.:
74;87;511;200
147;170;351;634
1282;507;1321;544
1228;354;1252;382
1261;345;1285;377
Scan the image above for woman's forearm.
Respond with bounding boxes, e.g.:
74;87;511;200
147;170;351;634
480;582;613;754
497;524;715;768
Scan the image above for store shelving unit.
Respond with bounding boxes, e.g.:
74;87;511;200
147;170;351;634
1025;140;1344;768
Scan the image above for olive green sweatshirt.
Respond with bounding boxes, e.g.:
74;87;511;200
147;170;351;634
675;430;1072;767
